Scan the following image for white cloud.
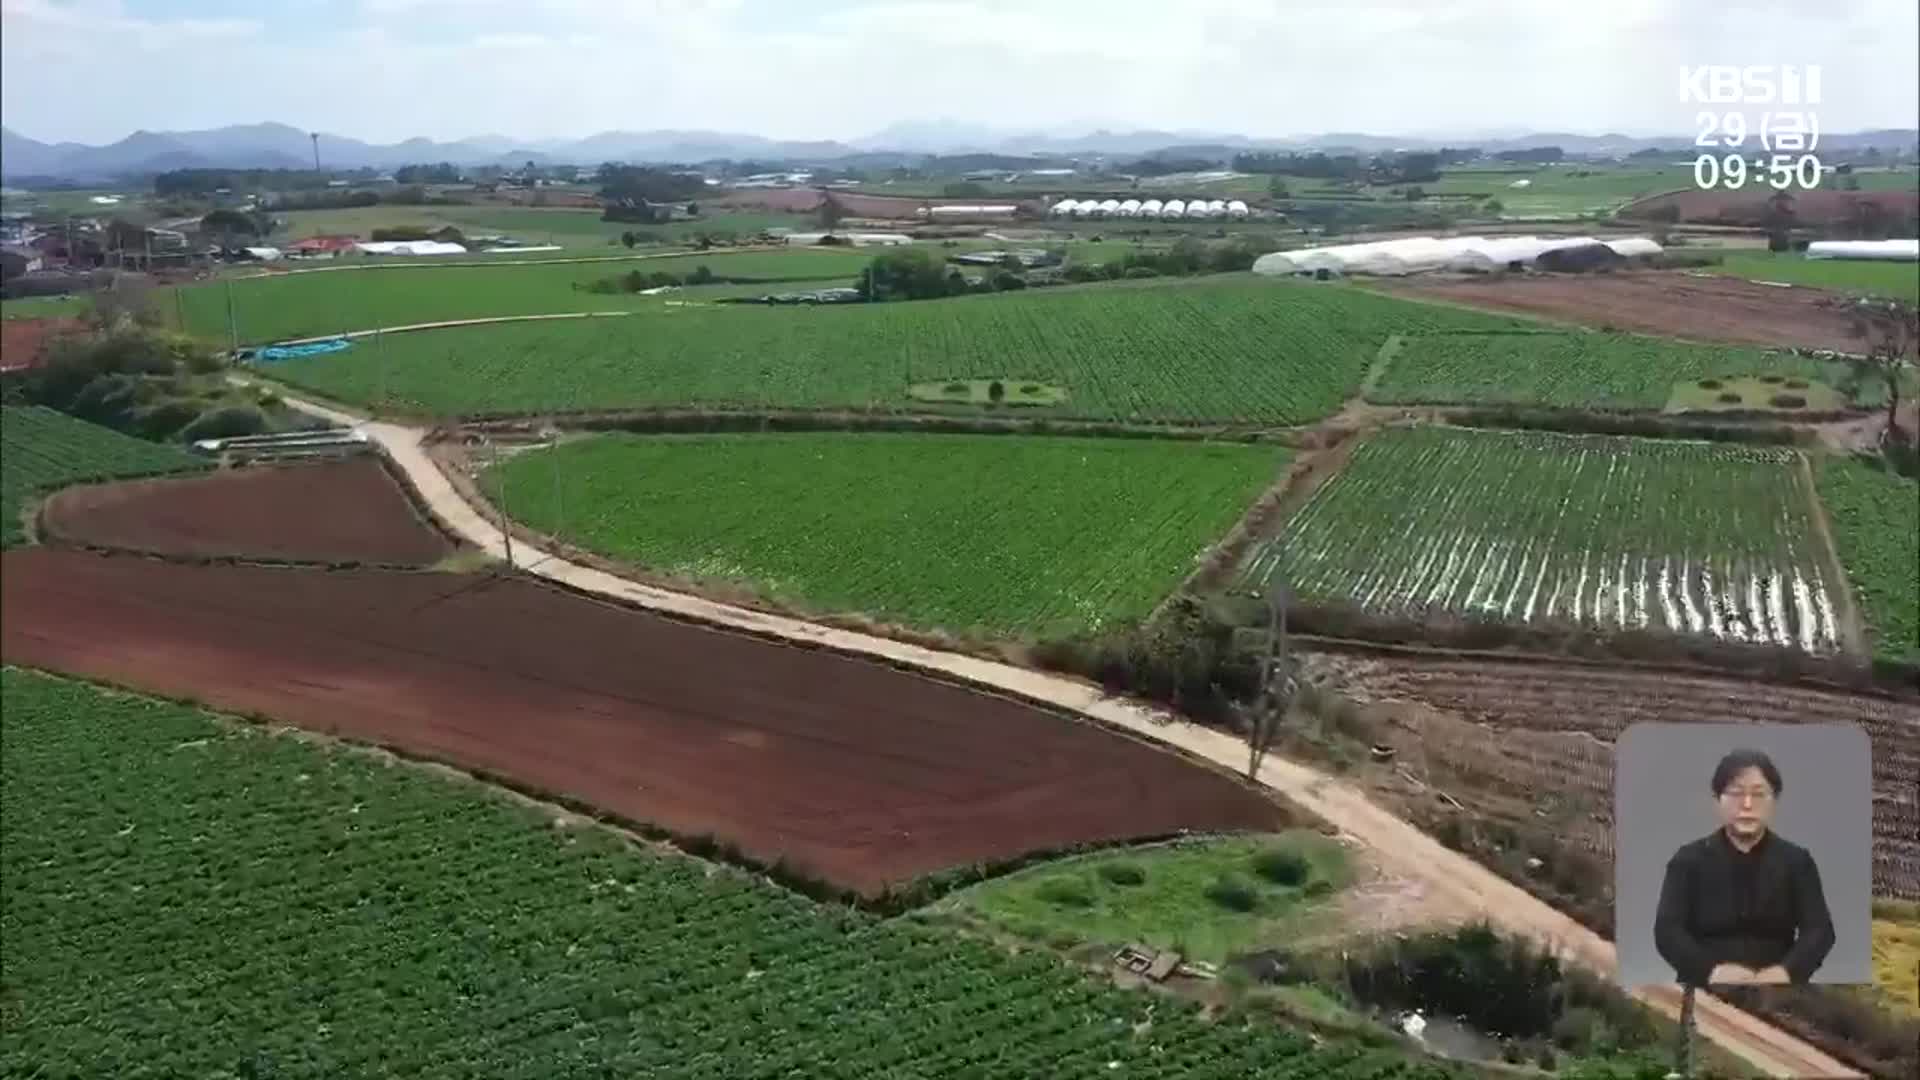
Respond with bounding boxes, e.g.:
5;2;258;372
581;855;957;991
2;0;1913;144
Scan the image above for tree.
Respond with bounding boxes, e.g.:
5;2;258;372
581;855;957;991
817;193;846;233
621;231;637;249
199;209;261;252
1823;296;1918;445
1268;176;1291;199
1762;192;1797;250
856;248;957;301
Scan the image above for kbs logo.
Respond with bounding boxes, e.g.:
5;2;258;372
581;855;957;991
1679;65;1822;106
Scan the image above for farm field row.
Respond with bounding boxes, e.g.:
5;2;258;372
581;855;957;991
1309;655;1920;900
0;548;1283;897
1369;331;1871;411
1238;427;1837;650
175;247;875;342
1814;458;1920;664
41;458;453;567
485;433;1283;637
1;668;1438;1079
267;277;1528;423
273;204;807;251
1704;251;1920;304
0;406;205;547
1385;272;1880;355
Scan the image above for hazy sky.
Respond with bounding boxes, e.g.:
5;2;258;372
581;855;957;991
4;0;1916;144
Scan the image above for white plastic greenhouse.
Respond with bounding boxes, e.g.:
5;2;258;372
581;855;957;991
1206;199;1229;218
1226;199;1250;218
1602;237;1663;259
1806;239;1920;261
1251;234;1663;278
1118;199;1142;217
1139;199;1164;217
1049;199;1078;217
1098;198;1122;216
1161;199;1187;219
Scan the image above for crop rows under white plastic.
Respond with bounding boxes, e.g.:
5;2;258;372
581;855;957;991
1239;427;1837;652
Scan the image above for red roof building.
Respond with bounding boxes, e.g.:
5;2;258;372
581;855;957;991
286;235;360;254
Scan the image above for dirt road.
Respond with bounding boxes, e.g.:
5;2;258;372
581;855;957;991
253;385;1860;1077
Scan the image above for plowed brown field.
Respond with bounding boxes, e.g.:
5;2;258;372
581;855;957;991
1619;188;1919;227
1309;653;1920;899
0;549;1282;896
1389;272;1867;352
40;459;453;566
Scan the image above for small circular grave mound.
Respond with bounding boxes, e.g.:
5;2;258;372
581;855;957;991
1697;378;1722;390
1716;392;1743;404
1759;374;1785;385
1784;379;1809;389
1770;393;1808;408
907;379;1068;407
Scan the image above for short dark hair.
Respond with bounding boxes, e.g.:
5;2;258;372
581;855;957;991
1712;749;1783;796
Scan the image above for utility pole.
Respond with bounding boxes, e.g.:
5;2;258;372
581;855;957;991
549;428;566;544
1243;577;1296;781
224;276;239;355
486;435;515;569
1665;986;1696;1080
310;133;321;174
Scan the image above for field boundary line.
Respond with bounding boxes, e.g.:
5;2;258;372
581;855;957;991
1359;334;1403;398
266;311;638;348
262;385;1857;1079
1795;452;1870;658
238;244;804;276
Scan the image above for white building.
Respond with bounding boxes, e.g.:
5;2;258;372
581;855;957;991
1806;239;1919;261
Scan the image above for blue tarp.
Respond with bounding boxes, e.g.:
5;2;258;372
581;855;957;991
255;338;352;362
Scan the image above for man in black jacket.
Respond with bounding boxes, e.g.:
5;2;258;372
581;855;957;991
1653;748;1836;986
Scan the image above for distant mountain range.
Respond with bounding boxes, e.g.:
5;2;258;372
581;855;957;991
4;120;1915;181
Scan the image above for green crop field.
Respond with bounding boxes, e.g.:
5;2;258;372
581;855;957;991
1;406;206;546
274;205;807;251
1239;427;1837;651
0;669;1454;1079
939;833;1351;964
265;277;1528;424
1370;331;1875;410
484;433;1283;637
0;295;87;320
1705;252;1920;304
1815;457;1920;664
174;248;874;342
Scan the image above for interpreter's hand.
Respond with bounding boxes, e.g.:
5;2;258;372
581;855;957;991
1707;963;1758;984
1749;965;1792;984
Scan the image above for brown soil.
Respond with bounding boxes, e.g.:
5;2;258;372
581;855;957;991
1619;188;1919;227
711;188;1036;220
0;317;85;373
0;548;1284;898
40;458;454;567
1388;271;1871;353
1304;652;1920;900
